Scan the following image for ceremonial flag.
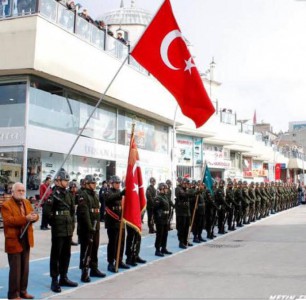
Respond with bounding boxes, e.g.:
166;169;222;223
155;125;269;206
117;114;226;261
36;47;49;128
203;163;214;195
123;126;146;233
130;0;215;128
275;163;281;181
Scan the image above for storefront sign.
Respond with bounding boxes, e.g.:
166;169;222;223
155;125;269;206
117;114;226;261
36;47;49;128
0;127;24;146
207;160;231;169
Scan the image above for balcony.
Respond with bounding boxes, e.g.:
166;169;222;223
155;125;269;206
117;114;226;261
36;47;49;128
0;0;146;73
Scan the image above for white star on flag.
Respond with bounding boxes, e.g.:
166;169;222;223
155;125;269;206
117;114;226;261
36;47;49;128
184;57;196;74
133;183;139;194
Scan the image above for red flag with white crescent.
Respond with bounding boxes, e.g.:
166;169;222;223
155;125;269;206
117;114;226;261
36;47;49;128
123;129;146;233
130;0;215;128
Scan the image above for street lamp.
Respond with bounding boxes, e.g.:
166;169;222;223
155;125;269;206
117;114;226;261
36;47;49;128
209;57;216;98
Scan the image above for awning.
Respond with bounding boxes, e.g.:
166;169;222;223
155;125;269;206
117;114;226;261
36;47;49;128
224;144;253;152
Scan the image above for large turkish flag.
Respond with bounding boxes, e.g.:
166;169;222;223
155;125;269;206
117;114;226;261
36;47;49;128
130;0;215;128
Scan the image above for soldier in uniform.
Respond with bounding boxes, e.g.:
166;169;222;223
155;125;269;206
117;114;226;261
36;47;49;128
204;188;218;239
215;180;230;234
105;175;130;272
44;169;78;293
165;179;174;230
248;182;257;222
146;177;157;233
153;182;173;256
77;175;106;282
255;182;263;219
191;181;206;242
259;182;269;217
226;180;238;231
175;178;194;248
241;181;251;224
234;181;244;227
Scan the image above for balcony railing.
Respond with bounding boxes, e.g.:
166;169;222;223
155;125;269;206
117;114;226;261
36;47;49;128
0;0;147;73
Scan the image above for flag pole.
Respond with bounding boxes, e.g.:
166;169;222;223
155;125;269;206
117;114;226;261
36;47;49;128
115;122;136;272
37;55;129;208
171;104;179;204
187;162;207;244
115;196;125;273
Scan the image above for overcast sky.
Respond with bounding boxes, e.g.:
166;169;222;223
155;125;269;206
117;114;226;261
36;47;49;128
77;0;306;133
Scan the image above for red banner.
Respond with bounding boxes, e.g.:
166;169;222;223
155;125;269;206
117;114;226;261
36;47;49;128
123;128;146;233
275;163;281;180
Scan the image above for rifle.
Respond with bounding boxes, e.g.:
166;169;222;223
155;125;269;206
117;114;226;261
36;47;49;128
82;220;97;270
20;220;31;239
210;206;218;238
167;206;174;231
222;204;230;231
231;204;236;229
20;206;39;239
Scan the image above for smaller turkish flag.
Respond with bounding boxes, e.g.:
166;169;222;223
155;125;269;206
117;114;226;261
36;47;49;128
123;127;146;233
130;0;215;128
275;163;281;181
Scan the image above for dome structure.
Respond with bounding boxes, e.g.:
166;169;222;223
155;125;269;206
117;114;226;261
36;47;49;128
101;0;152;26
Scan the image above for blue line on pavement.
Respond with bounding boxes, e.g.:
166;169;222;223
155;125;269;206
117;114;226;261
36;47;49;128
0;229;198;299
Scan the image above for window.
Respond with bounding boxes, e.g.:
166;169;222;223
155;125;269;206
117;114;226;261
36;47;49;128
0;82;26;127
118;110;168;153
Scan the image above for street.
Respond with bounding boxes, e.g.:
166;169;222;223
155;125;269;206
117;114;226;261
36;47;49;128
1;206;306;300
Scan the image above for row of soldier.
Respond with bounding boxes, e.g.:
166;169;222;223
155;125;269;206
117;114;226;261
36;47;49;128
146;177;299;251
1;171;299;298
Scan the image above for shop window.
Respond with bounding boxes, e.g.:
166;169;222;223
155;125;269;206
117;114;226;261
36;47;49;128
0;147;23;193
28;77;117;142
177;166;193;179
118;110;168;153
0;82;26;127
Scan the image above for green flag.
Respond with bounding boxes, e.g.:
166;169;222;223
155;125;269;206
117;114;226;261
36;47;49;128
203;163;214;195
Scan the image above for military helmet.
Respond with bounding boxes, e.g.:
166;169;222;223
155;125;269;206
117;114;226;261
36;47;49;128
110;175;121;184
243;180;248;185
149;177;156;184
158;182;167;190
177;176;183;184
182;178;190;184
56;169;70;181
238;180;242;185
190;179;197;186
69;181;78;189
84;174;97;184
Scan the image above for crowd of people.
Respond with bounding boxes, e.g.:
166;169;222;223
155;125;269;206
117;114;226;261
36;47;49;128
57;0;116;38
1;169;301;299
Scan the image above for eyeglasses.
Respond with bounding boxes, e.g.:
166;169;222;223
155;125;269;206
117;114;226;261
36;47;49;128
16;189;25;192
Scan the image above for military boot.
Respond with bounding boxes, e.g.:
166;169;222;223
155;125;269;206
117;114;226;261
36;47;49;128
90;268;106;278
51;277;61;293
126;256;137;267
81;269;90;283
59;276;78;287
